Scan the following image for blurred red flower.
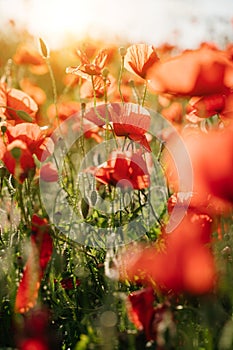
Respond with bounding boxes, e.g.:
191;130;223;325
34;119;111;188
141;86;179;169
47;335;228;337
163;127;233;214
19;78;46;106
19;339;49;350
124;44;159;79
13;44;48;75
80;74;115;99
187;93;225;118
147;47;233;96
118;208;215;295
84;103;151;150
47;101;80;123
127;287;155;338
94;150;150;190
110;103;151;151
0;83;38;124
1;123;53;182
66;48;108;80
40;162;58;182
15;215;53;314
15;306;61;350
13;44;45;66
127;288;174;343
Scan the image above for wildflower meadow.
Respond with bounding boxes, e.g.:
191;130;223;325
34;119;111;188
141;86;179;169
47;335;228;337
0;23;232;350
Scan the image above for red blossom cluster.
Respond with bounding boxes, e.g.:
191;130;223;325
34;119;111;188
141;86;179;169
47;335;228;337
109;42;233;343
0;38;232;348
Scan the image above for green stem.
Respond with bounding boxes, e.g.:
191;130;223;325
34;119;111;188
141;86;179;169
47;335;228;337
44;57;61;133
118;56;125;104
18;183;28;224
141;81;148;106
129;80;140;105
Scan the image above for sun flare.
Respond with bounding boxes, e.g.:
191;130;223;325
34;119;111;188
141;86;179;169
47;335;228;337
25;0;96;46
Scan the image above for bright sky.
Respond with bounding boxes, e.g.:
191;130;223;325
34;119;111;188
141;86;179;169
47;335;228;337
0;0;233;48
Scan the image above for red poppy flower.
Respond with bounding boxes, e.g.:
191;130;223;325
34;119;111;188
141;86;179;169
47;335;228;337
80;74;114;99
40;162;58;182
118;208;215;295
126;287;155;337
83;103;112;127
94;150;150;190
127;288;174;342
163;127;233;214
47;101;80;123
110;103;151;151
2;139;35;182
187;93;225;118
1;123;53;182
0;83;38;124
72;117;103;143
13;45;45;66
84;103;151;150
66;49;108;80
19;78;46;106
13;44;48;75
124;44;159;79
15;215;53;313
147;47;233;96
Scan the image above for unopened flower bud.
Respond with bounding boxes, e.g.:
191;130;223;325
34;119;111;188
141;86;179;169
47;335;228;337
39;38;50;59
102;67;109;78
119;46;127;57
11;147;21;160
1;125;7;135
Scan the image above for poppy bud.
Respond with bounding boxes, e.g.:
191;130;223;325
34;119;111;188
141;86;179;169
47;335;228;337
102;67;109;78
39;38;50;59
81;102;86;113
90;190;98;206
81;197;89;219
11;147;21;160
119;47;127;57
1;125;7;135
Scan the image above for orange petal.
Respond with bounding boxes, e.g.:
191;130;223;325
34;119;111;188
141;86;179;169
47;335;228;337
147;47;233;96
5;88;38;123
125;44;159;79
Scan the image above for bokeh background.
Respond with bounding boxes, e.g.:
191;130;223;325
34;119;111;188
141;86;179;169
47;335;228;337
0;0;233;48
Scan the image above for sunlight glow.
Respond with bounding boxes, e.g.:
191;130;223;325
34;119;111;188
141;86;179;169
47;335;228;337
23;0;96;46
0;0;233;48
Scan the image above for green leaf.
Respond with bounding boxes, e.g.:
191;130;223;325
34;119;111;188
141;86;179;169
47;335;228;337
74;334;89;350
16;110;33;122
219;320;233;350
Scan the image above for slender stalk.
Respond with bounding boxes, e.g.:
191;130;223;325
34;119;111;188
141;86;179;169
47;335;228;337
141;81;148;106
45;57;59;124
118;55;125;104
